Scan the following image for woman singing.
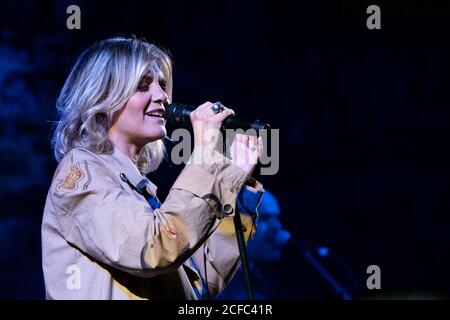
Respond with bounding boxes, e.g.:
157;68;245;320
41;36;264;299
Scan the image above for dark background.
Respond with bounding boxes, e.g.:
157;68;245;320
1;0;450;299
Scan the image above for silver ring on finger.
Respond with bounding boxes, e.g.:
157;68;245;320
250;145;257;152
211;101;225;114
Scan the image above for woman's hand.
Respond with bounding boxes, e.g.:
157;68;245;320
189;101;263;176
189;101;235;149
230;134;263;176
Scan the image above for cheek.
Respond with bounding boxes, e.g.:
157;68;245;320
118;95;148;126
127;94;149;116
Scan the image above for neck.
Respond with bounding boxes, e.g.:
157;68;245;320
108;131;141;164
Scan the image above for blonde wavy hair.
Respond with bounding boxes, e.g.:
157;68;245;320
52;36;173;174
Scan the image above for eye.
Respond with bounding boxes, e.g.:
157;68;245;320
137;84;150;92
137;79;151;91
137;76;167;93
159;80;167;91
137;74;153;92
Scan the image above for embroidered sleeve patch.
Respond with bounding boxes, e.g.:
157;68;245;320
56;163;85;191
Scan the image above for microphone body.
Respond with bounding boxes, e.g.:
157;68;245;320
165;103;270;130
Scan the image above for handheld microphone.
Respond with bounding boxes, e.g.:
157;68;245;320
164;103;271;130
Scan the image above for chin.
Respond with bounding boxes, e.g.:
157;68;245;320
146;128;166;142
155;128;167;140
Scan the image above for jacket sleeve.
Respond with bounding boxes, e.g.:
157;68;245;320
51;149;249;277
184;179;264;298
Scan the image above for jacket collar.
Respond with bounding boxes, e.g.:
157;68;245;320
100;145;158;197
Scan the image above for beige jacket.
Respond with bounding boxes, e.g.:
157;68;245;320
41;146;263;300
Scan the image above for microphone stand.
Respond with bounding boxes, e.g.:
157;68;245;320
223;129;255;300
296;236;352;300
233;202;255;300
233;201;255;300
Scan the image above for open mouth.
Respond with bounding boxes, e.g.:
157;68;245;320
145;110;165;118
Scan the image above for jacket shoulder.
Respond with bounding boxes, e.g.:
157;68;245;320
51;148;115;193
67;147;106;164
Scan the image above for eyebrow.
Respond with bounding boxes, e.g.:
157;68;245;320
139;71;166;84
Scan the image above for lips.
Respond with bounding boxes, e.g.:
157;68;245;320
145;109;165;118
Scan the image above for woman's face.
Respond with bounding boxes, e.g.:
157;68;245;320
109;66;169;147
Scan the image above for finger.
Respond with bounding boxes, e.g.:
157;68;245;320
231;133;243;148
257;136;264;158
190;101;212;121
211;107;234;123
241;133;249;146
247;136;258;165
231;134;241;159
197;101;213;111
242;134;250;164
239;133;245;144
248;135;258;153
195;103;234;120
194;101;216;114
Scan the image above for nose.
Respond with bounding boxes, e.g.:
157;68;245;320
275;229;291;247
152;83;169;104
